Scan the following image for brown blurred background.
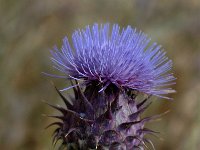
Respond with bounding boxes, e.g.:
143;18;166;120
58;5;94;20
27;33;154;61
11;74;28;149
0;0;200;149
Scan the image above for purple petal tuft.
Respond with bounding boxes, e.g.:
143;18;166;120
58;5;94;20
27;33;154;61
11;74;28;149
50;23;176;98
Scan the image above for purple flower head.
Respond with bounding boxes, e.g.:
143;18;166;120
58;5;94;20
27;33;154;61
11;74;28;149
50;23;175;98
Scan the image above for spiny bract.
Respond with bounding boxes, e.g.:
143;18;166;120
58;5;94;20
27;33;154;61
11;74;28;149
46;23;175;150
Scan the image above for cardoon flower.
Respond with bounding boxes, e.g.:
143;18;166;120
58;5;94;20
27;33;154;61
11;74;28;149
46;23;175;150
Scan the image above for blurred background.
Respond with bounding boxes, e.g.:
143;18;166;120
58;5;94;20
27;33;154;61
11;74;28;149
0;0;200;149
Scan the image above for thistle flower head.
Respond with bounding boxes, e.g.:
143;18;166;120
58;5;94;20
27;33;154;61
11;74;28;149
47;23;176;149
51;23;175;98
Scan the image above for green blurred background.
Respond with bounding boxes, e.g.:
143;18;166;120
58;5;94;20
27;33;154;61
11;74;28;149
1;0;200;149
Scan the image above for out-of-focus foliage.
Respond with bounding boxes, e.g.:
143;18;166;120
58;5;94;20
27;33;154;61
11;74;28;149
0;0;200;150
